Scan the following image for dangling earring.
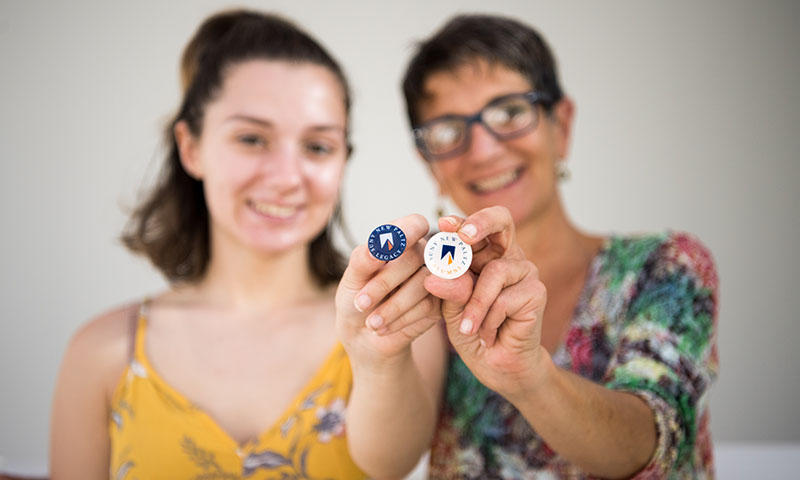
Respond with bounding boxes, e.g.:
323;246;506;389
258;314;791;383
556;161;571;182
435;194;446;218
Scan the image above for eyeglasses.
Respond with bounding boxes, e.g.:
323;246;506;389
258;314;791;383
412;91;554;161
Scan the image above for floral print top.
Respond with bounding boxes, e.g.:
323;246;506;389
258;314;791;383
109;304;367;480
429;232;719;479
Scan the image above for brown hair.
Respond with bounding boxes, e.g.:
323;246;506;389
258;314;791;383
121;9;351;285
402;14;564;127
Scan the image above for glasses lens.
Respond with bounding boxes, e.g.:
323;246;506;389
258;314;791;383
483;96;537;137
423;118;467;156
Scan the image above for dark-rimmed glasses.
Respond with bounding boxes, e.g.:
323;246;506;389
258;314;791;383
412;91;554;161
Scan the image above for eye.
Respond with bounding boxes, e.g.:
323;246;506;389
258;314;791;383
426;120;465;152
484;100;534;132
304;141;335;157
237;134;267;148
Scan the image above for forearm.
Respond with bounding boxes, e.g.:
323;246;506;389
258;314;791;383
346;350;437;479
509;350;657;479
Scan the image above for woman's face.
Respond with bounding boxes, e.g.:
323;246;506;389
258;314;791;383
179;60;348;254
416;60;572;226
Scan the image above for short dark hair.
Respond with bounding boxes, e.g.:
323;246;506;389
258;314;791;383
402;14;564;126
121;10;350;285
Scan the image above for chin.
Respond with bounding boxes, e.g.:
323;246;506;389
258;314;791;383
243;213;331;252
243;230;309;254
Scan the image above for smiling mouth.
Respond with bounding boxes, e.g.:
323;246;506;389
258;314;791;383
247;200;299;219
469;167;524;194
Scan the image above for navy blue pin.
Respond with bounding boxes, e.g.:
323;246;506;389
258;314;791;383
367;224;406;261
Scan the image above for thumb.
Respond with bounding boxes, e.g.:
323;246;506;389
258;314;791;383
424;273;482;350
423;273;473;311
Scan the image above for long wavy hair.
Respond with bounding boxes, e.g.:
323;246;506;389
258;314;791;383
121;9;351;286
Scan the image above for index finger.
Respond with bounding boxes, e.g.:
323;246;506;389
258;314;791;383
450;206;518;263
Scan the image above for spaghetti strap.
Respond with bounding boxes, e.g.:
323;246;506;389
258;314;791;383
132;299;149;363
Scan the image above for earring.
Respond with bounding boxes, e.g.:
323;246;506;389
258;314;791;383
556;162;571;182
434;194;446;218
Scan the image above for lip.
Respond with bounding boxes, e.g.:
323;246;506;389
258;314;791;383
246;199;304;221
467;166;526;195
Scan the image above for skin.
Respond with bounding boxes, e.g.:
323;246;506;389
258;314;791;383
338;213;447;478
50;60;445;479
417;60;657;478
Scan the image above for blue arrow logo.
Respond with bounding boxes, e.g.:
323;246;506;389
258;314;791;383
440;244;455;264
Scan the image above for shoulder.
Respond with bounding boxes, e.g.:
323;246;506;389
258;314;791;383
614;232;719;341
604;231;717;291
61;302;141;400
644;231;718;293
50;303;142;476
69;303;139;359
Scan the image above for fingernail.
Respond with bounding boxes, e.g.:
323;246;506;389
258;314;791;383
354;294;372;312
459;318;473;335
479;338;487;348
366;314;384;330
441;216;457;226
460;224;477;238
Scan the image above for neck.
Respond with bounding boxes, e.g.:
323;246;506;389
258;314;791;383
515;194;595;287
192;232;327;315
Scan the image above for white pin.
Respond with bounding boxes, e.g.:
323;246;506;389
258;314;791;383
424;231;473;279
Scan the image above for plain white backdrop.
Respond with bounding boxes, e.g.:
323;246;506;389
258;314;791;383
1;0;798;474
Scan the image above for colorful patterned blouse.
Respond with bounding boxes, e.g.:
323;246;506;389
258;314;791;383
429;232;719;479
109;305;367;480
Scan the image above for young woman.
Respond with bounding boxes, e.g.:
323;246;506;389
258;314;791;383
403;14;719;479
50;10;445;479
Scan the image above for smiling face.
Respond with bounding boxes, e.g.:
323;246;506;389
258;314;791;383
177;59;348;255
417;60;573;227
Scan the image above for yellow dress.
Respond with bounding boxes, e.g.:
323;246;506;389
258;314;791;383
109;303;367;479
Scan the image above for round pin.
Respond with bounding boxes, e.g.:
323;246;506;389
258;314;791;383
424;231;473;279
367;224;407;261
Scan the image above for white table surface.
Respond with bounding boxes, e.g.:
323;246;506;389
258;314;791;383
2;443;798;478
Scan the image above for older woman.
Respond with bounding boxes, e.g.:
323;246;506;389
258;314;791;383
404;14;718;479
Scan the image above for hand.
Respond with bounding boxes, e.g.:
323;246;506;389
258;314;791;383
424;206;548;398
336;214;442;368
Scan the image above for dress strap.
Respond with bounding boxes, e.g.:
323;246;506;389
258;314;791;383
132;299;150;362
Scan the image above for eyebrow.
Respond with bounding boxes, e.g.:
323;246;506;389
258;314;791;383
224;114;273;127
224;114;345;133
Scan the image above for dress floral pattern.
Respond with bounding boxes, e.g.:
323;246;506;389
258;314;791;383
108;307;367;480
429;232;719;479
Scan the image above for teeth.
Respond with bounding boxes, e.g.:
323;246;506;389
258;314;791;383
472;169;520;193
250;201;298;218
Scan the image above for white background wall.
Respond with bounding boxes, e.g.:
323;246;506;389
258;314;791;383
1;0;798;473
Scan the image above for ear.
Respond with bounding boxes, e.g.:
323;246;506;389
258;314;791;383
551;97;575;159
174;121;203;179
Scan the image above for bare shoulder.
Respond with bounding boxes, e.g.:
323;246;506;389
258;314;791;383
51;302;143;476
61;302;141;399
73;303;138;348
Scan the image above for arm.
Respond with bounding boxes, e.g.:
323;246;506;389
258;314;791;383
346;323;446;479
336;214;447;479
525;234;719;478
429;257;654;477
427;211;715;478
506;351;657;478
50;307;133;479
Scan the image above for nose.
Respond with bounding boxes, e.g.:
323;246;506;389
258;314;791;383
464;121;504;164
265;142;303;190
